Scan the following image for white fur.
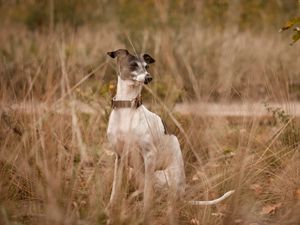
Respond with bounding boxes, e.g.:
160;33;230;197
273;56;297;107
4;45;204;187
131;67;149;83
135;73;148;82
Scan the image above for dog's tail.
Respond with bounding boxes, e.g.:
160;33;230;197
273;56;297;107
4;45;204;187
188;190;235;206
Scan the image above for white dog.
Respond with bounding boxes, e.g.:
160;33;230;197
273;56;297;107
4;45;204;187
106;49;234;223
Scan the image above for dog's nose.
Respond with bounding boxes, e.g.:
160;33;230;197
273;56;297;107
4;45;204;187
144;75;153;84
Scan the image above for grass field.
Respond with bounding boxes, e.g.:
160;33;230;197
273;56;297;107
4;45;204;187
1;1;300;225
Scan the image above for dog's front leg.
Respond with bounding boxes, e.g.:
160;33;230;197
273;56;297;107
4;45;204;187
143;152;155;224
106;153;124;225
109;154;120;204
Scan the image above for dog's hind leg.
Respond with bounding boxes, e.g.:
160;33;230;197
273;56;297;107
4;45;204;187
165;135;186;198
164;135;186;225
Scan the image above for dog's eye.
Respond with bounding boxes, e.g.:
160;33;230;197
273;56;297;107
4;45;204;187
130;62;138;70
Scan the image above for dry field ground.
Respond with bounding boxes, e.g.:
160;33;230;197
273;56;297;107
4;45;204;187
1;1;300;225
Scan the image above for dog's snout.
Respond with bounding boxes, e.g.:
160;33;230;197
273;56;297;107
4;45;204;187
144;75;152;84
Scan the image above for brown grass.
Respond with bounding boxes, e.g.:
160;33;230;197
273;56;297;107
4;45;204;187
1;12;300;225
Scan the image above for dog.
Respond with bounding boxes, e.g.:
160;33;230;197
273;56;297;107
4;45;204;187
106;49;234;223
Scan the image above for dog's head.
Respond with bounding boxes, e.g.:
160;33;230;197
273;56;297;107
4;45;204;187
107;49;155;85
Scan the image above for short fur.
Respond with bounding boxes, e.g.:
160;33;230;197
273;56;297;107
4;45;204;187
106;49;234;224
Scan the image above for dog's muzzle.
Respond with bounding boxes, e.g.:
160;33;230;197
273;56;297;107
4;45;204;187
144;75;153;84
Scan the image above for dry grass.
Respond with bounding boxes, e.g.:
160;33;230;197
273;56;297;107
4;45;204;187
1;13;300;225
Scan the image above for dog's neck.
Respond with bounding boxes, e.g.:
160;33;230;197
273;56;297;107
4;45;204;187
115;76;143;101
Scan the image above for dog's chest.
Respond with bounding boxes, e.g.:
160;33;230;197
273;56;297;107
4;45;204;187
107;106;164;148
107;108;147;144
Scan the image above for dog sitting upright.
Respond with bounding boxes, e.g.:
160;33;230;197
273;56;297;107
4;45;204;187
106;49;234;224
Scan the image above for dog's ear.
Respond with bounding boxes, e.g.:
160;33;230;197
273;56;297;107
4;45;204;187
143;54;155;64
107;49;129;59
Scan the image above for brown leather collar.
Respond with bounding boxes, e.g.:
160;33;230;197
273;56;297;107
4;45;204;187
111;95;142;109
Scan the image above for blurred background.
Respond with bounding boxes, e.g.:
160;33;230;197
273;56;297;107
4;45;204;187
1;0;300;102
1;1;300;225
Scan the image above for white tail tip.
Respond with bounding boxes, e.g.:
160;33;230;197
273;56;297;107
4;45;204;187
189;190;235;206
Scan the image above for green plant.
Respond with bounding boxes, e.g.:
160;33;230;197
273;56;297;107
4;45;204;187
280;17;300;45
